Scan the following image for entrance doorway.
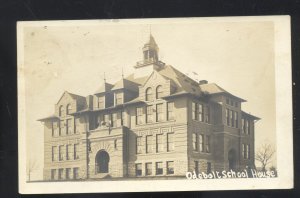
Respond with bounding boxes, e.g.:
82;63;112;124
228;149;237;170
95;150;110;173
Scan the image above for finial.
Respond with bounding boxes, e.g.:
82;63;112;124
104;72;106;83
150;24;152;35
121;67;124;79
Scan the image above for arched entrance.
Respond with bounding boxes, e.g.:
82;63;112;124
228;149;237;170
95;150;110;173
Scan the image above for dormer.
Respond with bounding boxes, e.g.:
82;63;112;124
93;82;113;110
111;78;140;105
55;91;86;117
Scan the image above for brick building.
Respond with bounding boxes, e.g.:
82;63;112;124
39;34;259;180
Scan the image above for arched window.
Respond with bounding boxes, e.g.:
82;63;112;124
145;87;153;101
156;85;163;99
95;150;110;173
66;104;72;115
59;105;64;116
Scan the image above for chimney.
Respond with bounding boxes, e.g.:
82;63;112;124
199;80;208;85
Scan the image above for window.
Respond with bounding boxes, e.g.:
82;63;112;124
205;135;210;153
198;104;204;122
245;120;248;134
146;135;154;153
242;144;246;159
59;105;64;117
52;146;57;161
156;103;163;122
167;161;174;174
52;122;57;137
230;110;234;127
156;134;164;152
156;162;163;175
74;118;80;134
226;98;230;104
194;161;199;174
59;120;64;136
167;133;174;152
192;102;198;120
167;102;175;120
74;144;79;159
66;104;72;115
205;105;210;123
235;101;238;108
146;163;152;175
66;168;71;179
199;134;204;152
120;111;125;126
114;139;118;150
135;163;142;176
136;136;143;154
98;96;104;109
156;85;163;99
226;109;230;126
192;133;198;151
246;144;250;159
234;112;238;128
207;162;212;173
66;144;71;160
104;114;110;125
51;169;56;180
145;87;153;101
242;119;245;133
59;145;64;161
146;106;153;123
73;168;79;179
247;121;251;135
66;119;72;134
112;113;117;127
115;92;123;105
88;141;91;152
58;168;64;180
136;107;144;125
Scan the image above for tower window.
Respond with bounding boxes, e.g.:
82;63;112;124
66;104;72;115
156;85;163;99
145;87;153;101
59;105;64;117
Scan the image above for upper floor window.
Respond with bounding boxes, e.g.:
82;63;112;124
198;104;204;122
192;102;198;120
98;96;104;109
156;134;164;152
205;105;210;123
136;136;143;154
146;106;153;123
199;134;204;152
156;85;163;99
156;103;164;122
192;133;198;151
115;93;123;105
136;107;144;125
205;135;211;153
66;104;72;115
167;133;174;152
146;135;154;153
66;119;72;135
167;102;175;121
145;87;153;101
112;113;117;127
59;105;64;116
74;143;80;160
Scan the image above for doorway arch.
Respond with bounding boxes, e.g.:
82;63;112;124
228;149;237;170
95;150;110;173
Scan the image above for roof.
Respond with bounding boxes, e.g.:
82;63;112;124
111;78;140;92
242;111;261;120
56;91;86;105
37;115;59;122
158;65;202;95
143;34;158;49
199;83;246;102
94;82;113;94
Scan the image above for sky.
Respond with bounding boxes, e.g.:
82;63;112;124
21;18;276;180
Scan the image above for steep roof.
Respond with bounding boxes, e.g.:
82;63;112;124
94;82;113;94
199;83;246;102
111;78;140;92
158;65;202;95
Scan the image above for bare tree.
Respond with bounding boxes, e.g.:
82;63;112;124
27;159;39;182
255;142;276;171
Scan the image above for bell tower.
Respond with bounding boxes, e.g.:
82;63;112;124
134;34;165;78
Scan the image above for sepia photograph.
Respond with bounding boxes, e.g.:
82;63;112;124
17;16;293;193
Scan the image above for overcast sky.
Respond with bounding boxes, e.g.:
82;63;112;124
21;18;276;180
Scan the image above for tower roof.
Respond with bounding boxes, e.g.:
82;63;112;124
143;34;158;49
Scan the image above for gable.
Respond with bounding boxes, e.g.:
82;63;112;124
142;70;170;88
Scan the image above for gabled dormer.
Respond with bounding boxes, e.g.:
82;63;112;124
111;78;140;106
93;82;113;110
55;91;86;118
139;70;174;101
